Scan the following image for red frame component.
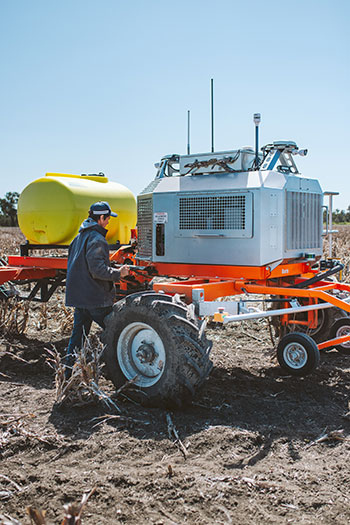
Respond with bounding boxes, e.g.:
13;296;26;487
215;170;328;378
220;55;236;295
318;334;350;351
7;256;67;270
0;256;67;286
146;260;314;281
3;253;350;350
0;255;67;285
0;265;57;285
149;263;350;351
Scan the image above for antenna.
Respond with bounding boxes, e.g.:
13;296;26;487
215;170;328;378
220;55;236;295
187;110;191;155
211;78;214;152
253;113;261;168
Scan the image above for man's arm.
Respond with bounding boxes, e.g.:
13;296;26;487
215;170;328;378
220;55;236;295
86;239;129;282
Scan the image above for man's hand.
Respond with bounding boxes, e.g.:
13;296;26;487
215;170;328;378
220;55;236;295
119;265;130;278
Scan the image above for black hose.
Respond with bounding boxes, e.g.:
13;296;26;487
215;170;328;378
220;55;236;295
289;263;344;289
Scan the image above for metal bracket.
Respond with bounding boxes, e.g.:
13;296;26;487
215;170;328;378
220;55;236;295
192;288;239;317
21;273;66;302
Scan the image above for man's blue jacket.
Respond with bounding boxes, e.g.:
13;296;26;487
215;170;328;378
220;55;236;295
65;218;122;308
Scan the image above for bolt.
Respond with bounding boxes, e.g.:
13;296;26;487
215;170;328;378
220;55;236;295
136;342;156;364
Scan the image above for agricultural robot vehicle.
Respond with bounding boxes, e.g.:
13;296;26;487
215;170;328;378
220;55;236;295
1;115;350;407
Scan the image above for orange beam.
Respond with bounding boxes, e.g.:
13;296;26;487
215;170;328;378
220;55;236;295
153;280;237;302
6;255;322;287
0;268;21;283
8;255;68;270
140;261;313;281
318;334;350;351
269;262;314;278
236;282;350;313
0;266;56;285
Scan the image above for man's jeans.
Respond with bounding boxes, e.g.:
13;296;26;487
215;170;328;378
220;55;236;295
64;306;112;369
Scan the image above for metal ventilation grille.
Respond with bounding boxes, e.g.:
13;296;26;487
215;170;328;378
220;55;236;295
286;192;322;250
179;195;246;230
137;197;153;258
140;179;160;195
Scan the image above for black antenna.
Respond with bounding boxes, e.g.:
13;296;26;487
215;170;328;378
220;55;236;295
187;110;191;155
253;113;261;168
211;78;214;152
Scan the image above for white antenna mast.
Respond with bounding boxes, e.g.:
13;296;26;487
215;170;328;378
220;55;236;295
187;110;191;155
211;78;214;152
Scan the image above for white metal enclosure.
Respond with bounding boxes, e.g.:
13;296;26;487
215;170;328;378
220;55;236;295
137;145;323;268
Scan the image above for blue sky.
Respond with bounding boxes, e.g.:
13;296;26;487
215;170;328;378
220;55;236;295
1;0;349;209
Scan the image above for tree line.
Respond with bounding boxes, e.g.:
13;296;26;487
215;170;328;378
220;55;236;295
328;207;350;224
0;192;19;226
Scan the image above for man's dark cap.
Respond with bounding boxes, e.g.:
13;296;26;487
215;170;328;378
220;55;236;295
89;201;117;217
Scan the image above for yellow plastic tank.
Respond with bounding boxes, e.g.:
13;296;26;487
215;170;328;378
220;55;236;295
18;173;137;245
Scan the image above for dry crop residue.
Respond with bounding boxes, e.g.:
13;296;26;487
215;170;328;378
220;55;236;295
1;227;350;524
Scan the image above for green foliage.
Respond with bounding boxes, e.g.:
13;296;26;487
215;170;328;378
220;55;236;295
0;192;20;226
323;206;350;224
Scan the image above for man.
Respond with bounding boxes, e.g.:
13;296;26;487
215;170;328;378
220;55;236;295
64;201;129;375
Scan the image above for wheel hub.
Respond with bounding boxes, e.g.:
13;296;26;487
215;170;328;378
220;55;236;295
136;341;157;363
336;326;350;348
117;322;166;387
283;342;308;369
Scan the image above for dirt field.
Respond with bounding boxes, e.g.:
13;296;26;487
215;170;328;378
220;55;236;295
1;228;350;524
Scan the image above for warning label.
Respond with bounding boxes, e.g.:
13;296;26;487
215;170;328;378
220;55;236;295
154;212;168;224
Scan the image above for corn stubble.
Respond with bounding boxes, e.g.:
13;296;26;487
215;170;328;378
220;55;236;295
0;487;96;525
46;335;120;412
323;225;350;281
0;300;29;336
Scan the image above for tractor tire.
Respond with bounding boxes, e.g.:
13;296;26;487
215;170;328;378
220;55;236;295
101;292;213;408
277;332;320;376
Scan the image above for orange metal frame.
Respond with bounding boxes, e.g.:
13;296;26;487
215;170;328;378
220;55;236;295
152;277;350;316
0;256;67;286
143;260;314;281
3;253;350;351
147;262;350;351
0;267;57;285
7;256;67;270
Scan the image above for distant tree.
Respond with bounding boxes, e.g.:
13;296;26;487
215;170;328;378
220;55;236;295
330;207;350;224
346;206;350;223
0;192;20;226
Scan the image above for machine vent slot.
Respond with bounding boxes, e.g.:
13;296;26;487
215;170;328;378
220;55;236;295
286;192;322;250
137;197;153;258
140;179;160;195
179;195;246;230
